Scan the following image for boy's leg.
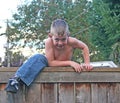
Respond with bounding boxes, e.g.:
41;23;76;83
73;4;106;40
5;54;48;93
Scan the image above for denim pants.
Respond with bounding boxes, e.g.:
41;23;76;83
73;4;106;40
15;54;48;86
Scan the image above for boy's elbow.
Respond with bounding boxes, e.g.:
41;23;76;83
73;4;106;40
48;61;54;66
83;45;89;51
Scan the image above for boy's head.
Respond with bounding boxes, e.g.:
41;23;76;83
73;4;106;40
50;19;70;36
50;19;70;49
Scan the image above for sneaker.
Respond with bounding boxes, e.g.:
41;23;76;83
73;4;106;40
5;78;19;93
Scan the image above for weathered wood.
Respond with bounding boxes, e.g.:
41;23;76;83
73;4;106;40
25;84;41;103
1;67;120;83
0;90;7;103
91;83;107;103
37;72;120;83
107;83;120;103
0;67;120;72
59;83;75;103
41;83;57;103
75;83;91;103
0;67;120;103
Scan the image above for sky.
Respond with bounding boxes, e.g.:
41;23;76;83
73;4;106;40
0;0;26;61
0;0;22;32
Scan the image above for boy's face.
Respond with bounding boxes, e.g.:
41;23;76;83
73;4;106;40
52;34;68;50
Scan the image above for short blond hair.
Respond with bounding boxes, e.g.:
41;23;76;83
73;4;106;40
50;19;70;36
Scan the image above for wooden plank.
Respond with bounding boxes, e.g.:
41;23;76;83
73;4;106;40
9;84;25;103
25;84;41;103
6;93;15;103
0;72;15;83
36;72;120;83
58;83;75;103
97;84;107;103
1;83;26;103
75;83;91;103
0;67;18;72
91;83;108;103
0;84;25;103
1;71;120;83
41;83;57;103
0;90;8;103
43;67;120;72
0;67;120;72
91;83;98;103
1;67;120;83
107;83;120;103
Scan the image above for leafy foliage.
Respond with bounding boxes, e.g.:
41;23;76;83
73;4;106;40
1;0;120;65
87;0;120;63
7;0;93;63
2;51;25;67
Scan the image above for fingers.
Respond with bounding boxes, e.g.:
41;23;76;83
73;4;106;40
71;62;93;73
82;63;93;71
74;65;83;73
74;64;93;72
71;62;83;73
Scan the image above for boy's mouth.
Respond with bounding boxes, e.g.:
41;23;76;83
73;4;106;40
56;45;64;49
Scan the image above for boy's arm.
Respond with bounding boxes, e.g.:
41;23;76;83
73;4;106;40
70;37;93;70
81;44;93;70
81;43;90;64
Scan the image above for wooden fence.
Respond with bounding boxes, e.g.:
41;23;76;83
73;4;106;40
0;67;120;103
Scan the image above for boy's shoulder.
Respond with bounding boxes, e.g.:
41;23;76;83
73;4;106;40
45;38;52;43
45;38;53;46
68;37;78;44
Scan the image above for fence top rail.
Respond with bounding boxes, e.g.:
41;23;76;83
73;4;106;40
0;67;120;72
0;67;120;83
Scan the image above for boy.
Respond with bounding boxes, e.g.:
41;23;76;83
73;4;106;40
5;19;93;93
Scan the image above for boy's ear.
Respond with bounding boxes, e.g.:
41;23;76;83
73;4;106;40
48;33;52;38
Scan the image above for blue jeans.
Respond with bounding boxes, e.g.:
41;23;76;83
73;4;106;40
15;54;48;86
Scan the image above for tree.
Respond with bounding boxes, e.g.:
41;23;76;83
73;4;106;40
8;0;93;63
87;0;120;63
109;42;120;66
2;51;25;67
2;0;119;65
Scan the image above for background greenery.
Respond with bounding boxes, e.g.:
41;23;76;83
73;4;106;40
0;0;120;66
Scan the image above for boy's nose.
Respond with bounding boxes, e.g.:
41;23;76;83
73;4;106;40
58;40;63;45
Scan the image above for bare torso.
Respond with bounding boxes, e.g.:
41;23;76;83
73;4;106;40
53;45;73;61
45;37;74;61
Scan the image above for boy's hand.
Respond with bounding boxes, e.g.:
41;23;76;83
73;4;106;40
81;63;93;71
70;61;93;72
70;61;84;73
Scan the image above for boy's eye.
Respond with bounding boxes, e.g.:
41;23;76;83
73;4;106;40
55;38;59;42
61;38;66;42
54;38;66;42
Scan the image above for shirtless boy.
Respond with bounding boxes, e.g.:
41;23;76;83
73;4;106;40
5;19;93;93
